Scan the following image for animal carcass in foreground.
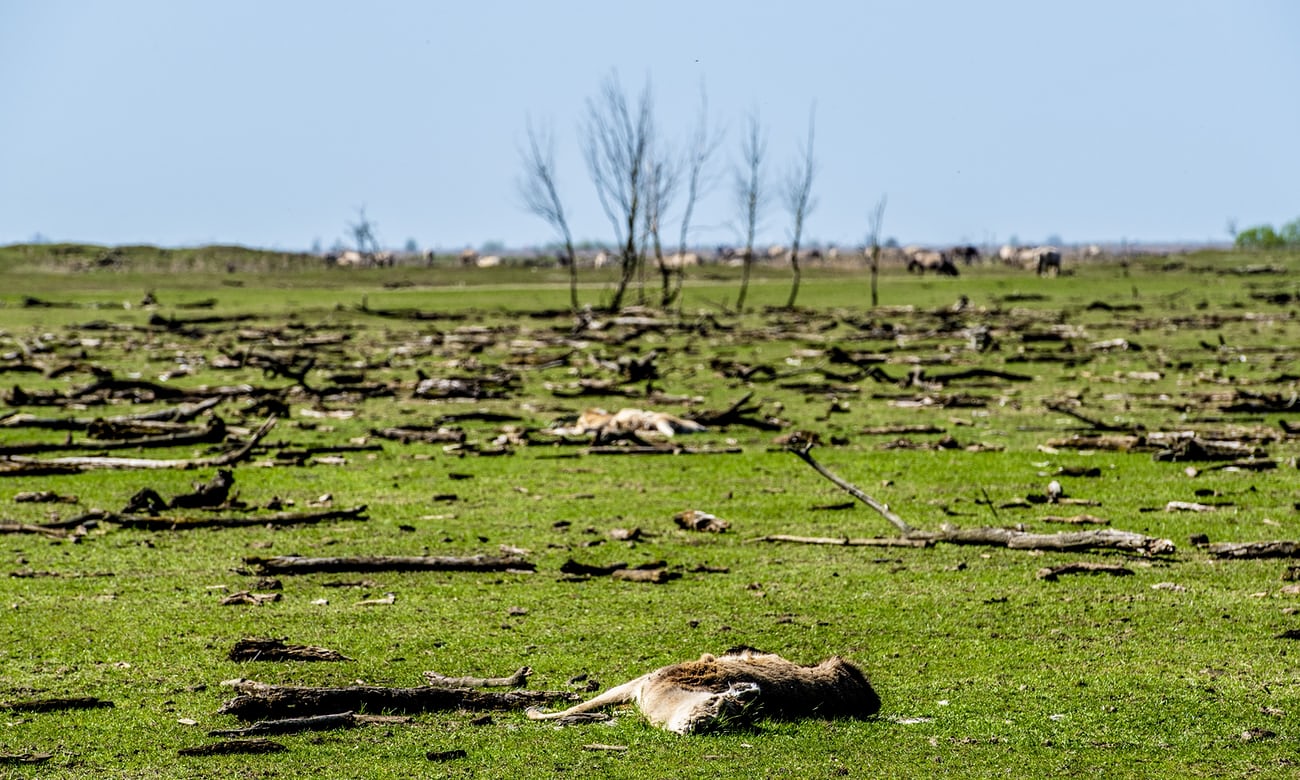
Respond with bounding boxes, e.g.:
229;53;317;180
556;408;706;440
526;648;881;734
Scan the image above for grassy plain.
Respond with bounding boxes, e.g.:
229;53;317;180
2;245;1299;778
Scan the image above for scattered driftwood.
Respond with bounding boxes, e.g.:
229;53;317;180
687;392;783;431
1153;437;1267;462
221;591;281;606
785;435;1174;556
0;753;52;765
909;526;1174;555
784;432;913;535
1045;400;1144;433
217;679;578;721
1206;541;1300;560
1036;561;1135;581
178;738;286;756
13;490;77;503
0;522;73;538
246;553;533;576
558;559;675;582
0;416;276;472
229;638;352;663
422;667;531;688
612;568;675;583
208;711;364;737
1041;514;1110;526
96;505;368;531
0;696;113;712
860;424;946;435
753;534;931;548
0;417;229;456
371;426;466;444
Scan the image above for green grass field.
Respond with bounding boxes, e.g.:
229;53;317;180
2;245;1299;778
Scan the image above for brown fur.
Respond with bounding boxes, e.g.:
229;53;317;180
526;648;880;734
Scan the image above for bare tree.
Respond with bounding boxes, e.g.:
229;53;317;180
583;72;653;312
518;118;579;311
642;153;679;308
866;196;887;308
782;105;818;309
348;206;380;260
668;85;724;310
734;110;767;311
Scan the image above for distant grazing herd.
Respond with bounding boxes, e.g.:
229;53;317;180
322;243;1100;276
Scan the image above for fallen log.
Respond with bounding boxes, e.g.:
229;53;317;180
1036;562;1135;581
0;753;53;765
178;738;285;756
784;432;914;535
0;417;228;455
208;711;362;737
0;397;224;431
94;505;368;531
0;416;276;471
0;522;71;538
911;526;1174;556
752;534;932;548
1044;401;1145;433
1206;541;1300;559
245;553;534;576
785;435;1175;556
422;667;531;689
217;680;578;721
229;638;352;662
0;696;113;713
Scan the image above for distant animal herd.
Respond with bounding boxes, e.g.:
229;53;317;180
322;242;1114;275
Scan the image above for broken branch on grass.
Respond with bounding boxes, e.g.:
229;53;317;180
217;679;577;721
94;505;368;531
785;433;1175;555
0;696;113;713
752;534;931;548
229;638;352;663
0;522;73;538
1044;400;1144;433
1036;561;1135;581
207;711;364;737
245;553;534;576
422;667;532;689
178;738;286;756
0;416;276;471
783;432;914;535
1206;541;1300;559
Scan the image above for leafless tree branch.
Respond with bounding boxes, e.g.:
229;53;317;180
783;104;818;309
518;117;579;311
734;109;767;311
583;72;654;311
866;196;888;308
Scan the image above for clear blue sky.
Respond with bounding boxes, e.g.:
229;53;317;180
2;1;1296;252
